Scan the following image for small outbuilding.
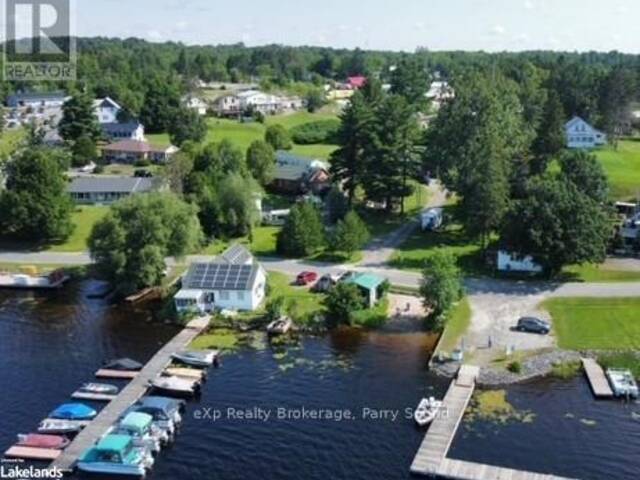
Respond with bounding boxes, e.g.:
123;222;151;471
347;273;387;308
497;251;543;274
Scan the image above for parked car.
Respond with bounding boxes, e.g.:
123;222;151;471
312;274;338;293
516;317;550;334
296;271;318;286
337;271;356;283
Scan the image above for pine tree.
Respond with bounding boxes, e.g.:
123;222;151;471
531;91;566;173
59;93;102;143
276;202;326;257
331;210;370;257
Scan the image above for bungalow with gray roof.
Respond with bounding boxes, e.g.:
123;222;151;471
273;151;331;194
67;176;165;205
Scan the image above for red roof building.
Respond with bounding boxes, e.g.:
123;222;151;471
347;76;367;89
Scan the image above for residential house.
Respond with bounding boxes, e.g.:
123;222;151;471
101;140;179;164
94;97;122;124
273;151;331;194
347;273;387;308
213;94;242;117
347;76;367;89
565;116;607;149
6;91;67;108
174;245;267;314
183;96;208;116
102;121;146;142
236;90;281;115
67;176;163;205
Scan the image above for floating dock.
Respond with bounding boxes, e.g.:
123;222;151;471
51;316;210;473
581;358;614;398
71;391;117;402
94;369;138;380
4;446;61;461
410;365;576;480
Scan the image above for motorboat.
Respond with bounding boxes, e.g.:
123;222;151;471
103;358;144;371
0;269;68;290
607;369;639;398
414;397;443;427
266;317;293;336
127;397;185;441
164;367;206;382
79;383;119;395
150;376;200;397
112;412;163;454
171;350;218;368
37;419;86;434
49;403;97;420
16;433;70;450
77;434;154;477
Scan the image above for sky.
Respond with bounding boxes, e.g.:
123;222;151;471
25;0;640;52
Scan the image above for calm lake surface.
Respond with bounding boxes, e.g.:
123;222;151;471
0;280;638;480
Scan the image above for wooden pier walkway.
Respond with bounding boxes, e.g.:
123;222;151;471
581;358;613;398
50;316;210;473
411;365;577;480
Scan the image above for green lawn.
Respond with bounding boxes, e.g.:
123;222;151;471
436;298;472;353
147;112;339;160
561;263;640;283
201;226;279;257
542;297;640;350
389;205;483;274
267;271;325;324
0;129;24;157
594;139;640;200
48;206;110;252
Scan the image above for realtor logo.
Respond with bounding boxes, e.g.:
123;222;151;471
3;0;76;81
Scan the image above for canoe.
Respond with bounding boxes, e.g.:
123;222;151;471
17;433;70;450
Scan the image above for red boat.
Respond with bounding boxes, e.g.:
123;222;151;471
16;433;70;450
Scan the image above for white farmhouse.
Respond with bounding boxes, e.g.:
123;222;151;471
236;90;281;115
565;116;607;149
94;97;122;124
174;245;267;314
183;96;208;116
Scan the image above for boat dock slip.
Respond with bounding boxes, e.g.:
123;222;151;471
94;369;138;379
581;358;614;398
411;365;576;480
71;391;117;402
4;446;61;461
51;316;210;473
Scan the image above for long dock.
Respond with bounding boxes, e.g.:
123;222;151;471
581;358;613;398
50;316;210;473
411;365;577;480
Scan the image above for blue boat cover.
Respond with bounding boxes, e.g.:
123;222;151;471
50;403;97;420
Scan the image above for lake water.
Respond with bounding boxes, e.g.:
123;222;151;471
0;280;638;479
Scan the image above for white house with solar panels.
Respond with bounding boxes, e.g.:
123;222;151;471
174;244;267;314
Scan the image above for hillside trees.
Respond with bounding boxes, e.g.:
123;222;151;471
246;140;276;186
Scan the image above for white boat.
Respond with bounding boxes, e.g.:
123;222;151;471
606;369;639;398
171;350;218;368
150;376;200;397
0;270;69;290
111;412;163;454
79;383;119;395
414;397;443;427
37;419;86;434
267;317;293;336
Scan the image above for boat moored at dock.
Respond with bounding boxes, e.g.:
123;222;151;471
171;350;219;368
414;397;443;427
112;412;164;453
16;433;70;450
49;403;97;421
77;434;153;477
606;369;639;398
38;419;89;434
150;376;200;397
0;269;69;290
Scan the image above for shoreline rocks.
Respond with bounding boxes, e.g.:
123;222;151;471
431;349;582;386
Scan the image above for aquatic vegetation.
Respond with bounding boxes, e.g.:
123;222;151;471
551;360;582;379
507;361;523;374
465;390;536;425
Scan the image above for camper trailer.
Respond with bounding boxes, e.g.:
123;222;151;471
421;208;444;232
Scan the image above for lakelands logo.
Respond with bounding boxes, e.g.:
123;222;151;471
3;0;76;81
0;465;63;479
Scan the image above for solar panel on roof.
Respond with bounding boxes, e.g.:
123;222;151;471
185;261;257;291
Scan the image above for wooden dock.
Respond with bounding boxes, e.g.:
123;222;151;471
5;446;61;461
581;358;613;398
411;365;577;480
50;316;210;473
